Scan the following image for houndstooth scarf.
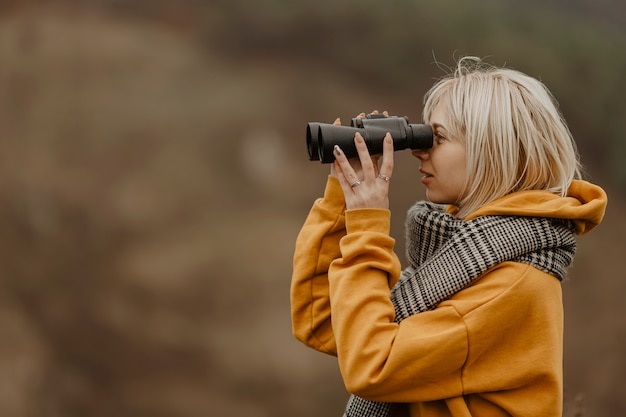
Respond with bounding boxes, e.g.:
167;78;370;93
343;201;577;417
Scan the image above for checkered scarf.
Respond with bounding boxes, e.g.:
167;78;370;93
343;201;577;417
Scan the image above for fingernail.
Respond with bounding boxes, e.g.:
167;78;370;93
334;145;342;155
385;133;392;143
355;133;364;143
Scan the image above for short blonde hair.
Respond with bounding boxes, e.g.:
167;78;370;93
423;56;582;218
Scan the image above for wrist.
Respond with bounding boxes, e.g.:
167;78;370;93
345;208;392;235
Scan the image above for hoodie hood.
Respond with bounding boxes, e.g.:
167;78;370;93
463;180;607;235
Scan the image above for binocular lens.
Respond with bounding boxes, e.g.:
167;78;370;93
306;122;322;161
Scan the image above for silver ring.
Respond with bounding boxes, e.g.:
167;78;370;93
350;179;362;188
377;174;391;182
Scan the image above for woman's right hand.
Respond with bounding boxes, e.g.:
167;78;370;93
330;111;387;180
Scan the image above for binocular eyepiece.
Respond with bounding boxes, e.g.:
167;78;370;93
307;113;433;163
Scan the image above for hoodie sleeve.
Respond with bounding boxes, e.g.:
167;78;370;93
290;176;347;355
291;176;406;355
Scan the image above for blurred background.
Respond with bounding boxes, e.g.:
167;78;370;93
0;0;624;416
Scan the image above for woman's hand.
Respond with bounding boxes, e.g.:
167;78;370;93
329;111;387;180
333;130;394;210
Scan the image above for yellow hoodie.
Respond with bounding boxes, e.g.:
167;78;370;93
291;176;607;417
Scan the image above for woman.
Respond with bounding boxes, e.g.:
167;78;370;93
290;57;607;417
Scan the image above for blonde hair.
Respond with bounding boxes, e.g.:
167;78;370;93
423;56;582;218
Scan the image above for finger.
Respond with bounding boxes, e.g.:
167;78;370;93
382;110;389;116
332;155;349;189
333;145;361;188
332;159;347;188
330;158;338;178
354;132;376;177
329;117;342;177
371;155;381;173
379;133;394;179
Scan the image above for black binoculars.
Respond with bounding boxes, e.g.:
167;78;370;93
306;113;433;163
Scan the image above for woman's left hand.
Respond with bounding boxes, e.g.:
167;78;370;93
333;131;394;210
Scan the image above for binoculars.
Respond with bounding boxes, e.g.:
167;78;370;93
306;113;433;163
